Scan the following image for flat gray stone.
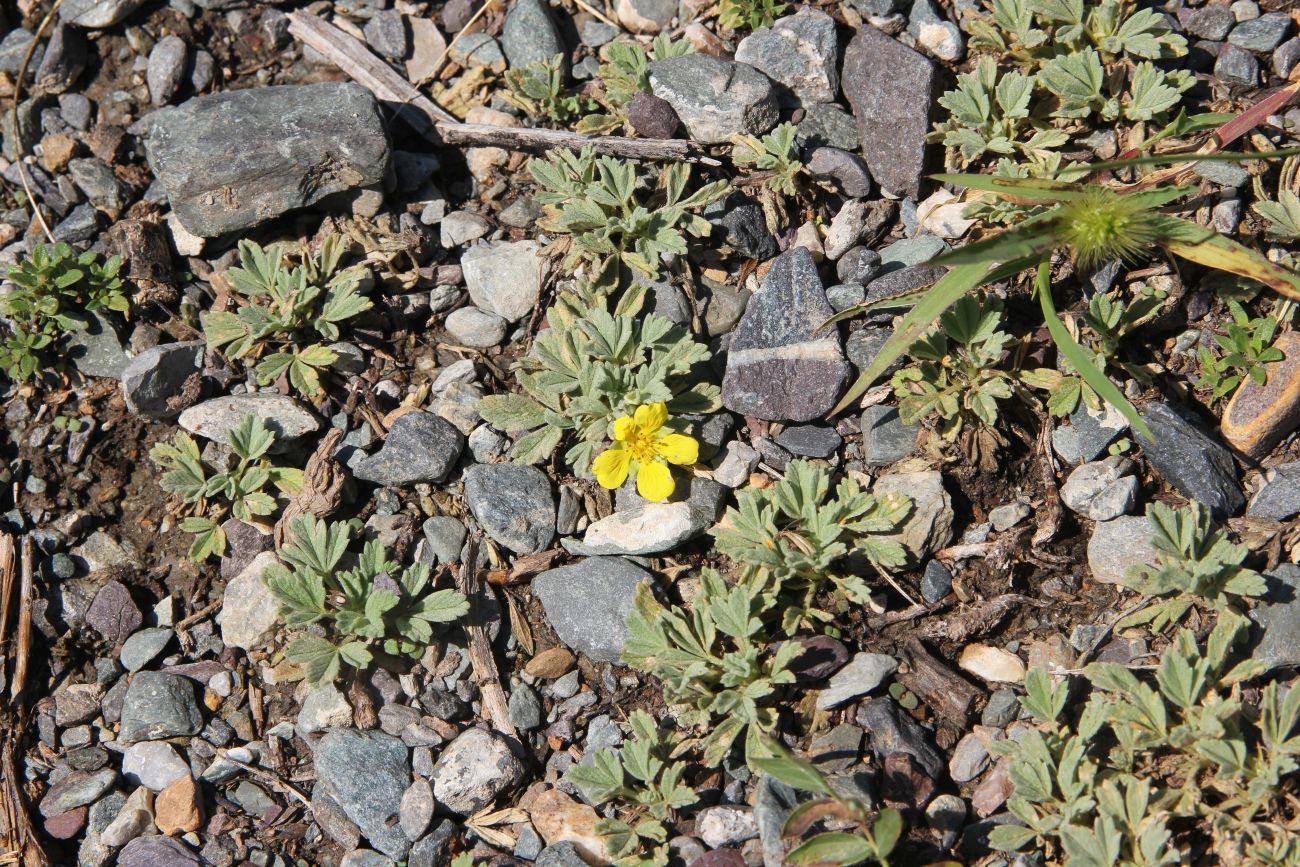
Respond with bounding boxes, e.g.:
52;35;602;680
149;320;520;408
429;727;526;815
145;83;390;237
1086;515;1158;585
578;502;707;555
460;240;547;323
463;463;555;554
315;729;411;860
861;405;917;467
873;471;952;563
354;412;465;486
649;54;779;144
218;551;281;651
1140;400;1243;519
533;557;649;662
119;671;203;744
121;340;203;419
61;0;147;28
178;393;320;447
817;652;898;710
501;0;566;70
1248;462;1300;520
735;9;839;105
1252;564;1300;671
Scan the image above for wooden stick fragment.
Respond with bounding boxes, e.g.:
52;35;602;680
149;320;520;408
10;539;33;701
455;537;518;740
287;11;719;165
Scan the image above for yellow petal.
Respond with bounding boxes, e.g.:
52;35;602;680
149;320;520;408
612;416;635;442
633;402;668;433
636;460;675;502
593;447;631;490
655;432;699;466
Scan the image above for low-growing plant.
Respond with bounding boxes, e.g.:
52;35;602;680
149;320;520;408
202;235;372;397
265;515;469;686
930;56;1068;168
623;570;799;768
578;35;693;134
150;414;303;560
478;281;720;475
717;0;785;32
592;402;700;502
1115;501;1266;632
1195;300;1283;400
755;750;904;866
732;122;804;196
1253;189;1300;240
991;613;1300;864
529;148;727;288
0;242;126;382
566;709;698;865
504;54;594;122
713;460;911;634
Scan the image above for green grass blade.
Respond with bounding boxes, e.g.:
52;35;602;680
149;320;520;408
932;173;1091;202
1035;262;1152;442
1153;215;1300;301
929;216;1062;266
828;261;996;416
1085;144;1300;174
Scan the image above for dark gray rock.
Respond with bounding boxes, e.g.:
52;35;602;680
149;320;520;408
719;196;778;260
842;24;936;197
796;103;860;151
145;83;390;237
408;820;457;867
147;35;188;105
864;264;947;304
59;93;93;131
1052;401;1128;464
1214;42;1259;85
1185;5;1235;40
355;412;465;486
860;405;917;467
649;54;779;144
537;843;590;867
501;0;566;70
67;312;131;380
1248;462;1300;520
39;767;117;817
0;29;43;76
775;424;842;458
1139;401;1243;519
365;10;411;60
36;24;87;93
315;729;412;860
856;696;944;779
1251;564;1300;671
120;340;203;419
806;147;872;198
419;516;468;566
722;246;850;422
826;282;866;313
1228;13;1290;52
119;672;203;743
627;91;680;139
1275;37;1300;79
533;557;649;662
67;158;125;210
463;463;555;554
429;727;526;815
921;559;951;603
735;8;839;105
60;0;147;28
837;247;882;284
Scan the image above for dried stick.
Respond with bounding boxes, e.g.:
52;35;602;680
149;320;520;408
10;539;33;700
11;0;62;244
455;536;518;740
0;535;14;655
287;11;719;165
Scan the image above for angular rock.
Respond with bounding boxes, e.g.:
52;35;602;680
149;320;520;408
120;628;172;672
1222;331;1300;459
1248;462;1300;520
1086;515;1158;585
860;406;917;467
533;557;649;662
817;652;898;710
696;806;759;848
445;306;507;347
218;550;280;651
36;24;87;94
178;393;320;447
842;24;936;197
145;83;390;237
579;502;706;555
463;463;555;554
958;645;1025;684
1140;400;1244;518
649;54;779;144
61;0;147;28
722;246;849;421
1052;401;1128;464
807;147;873;198
121;340;203;419
873;471;953;563
1251;564;1300;671
856;697;944;779
735;9;839;105
147;35;188;105
616;0;675;33
365;10;411;60
1215;42;1259;86
86;579;141;644
354;412;465;486
430;727;526;815
67;312;131;380
39;767;117;817
775;424;841;458
1059;456;1139;522
400;779;435;841
908;0;965;62
117;836;204;867
460;240;547;322
1228;13;1291;52
315;729;412;860
123;741;189;791
119;672;203;743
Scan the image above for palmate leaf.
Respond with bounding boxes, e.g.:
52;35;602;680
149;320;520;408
287;634;342;686
181;516;226;560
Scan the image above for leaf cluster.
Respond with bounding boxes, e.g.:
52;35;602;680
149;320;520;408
732;123;804;197
577;35;692;134
150;414;303;560
718;0;785;32
478;282;719;475
992;612;1300;863
565;709;698;866
712;460;911;634
1117;501;1266;632
202;235;372;396
0;242;127;382
528;147;726;287
504;54;594;123
265;515;469;686
622;572;799;768
1195;301;1283;400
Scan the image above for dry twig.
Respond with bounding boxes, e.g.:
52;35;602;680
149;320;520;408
455;536;518;739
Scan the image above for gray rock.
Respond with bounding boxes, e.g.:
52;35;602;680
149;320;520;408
502;0;566;70
908;0;964;61
145;83;390;237
355;412;465;486
533;557;648;662
449;32;506;69
921;559;951;603
842;24;936;197
648;54;779;144
68;158;125;210
508;684;543;730
430;727;526;815
1251;564;1300;671
119;671;203;743
39;767;117;817
1086;515;1158;585
616;0;674;32
1059;456;1139;521
178;393;320;447
408;820;457;867
0;29;43;76
365;10;411;60
735;9;839;105
119;628;172;672
445;306;507;347
341;850;396;867
926;793;966;850
66;312;131;380
989;501;1028;532
754;776;799;867
982;689;1019;727
463;463;555;554
775;424;841;458
399;779;434;841
117;836;204;867
120;340;203;419
718;196;778;261
147;35;188;105
218;551;280;651
578;502;708;555
797;102;860;151
873;471;952;563
1248;462;1300;520
1215;42;1259;85
36;24;87;94
122;741;189;790
1052;401;1128;464
1140;401;1244;519
315;729;412;860
865;264;947;304
461;240;547;322
949;731;991;782
722;246;849;422
61;0;147;28
419;516;468;566
860;406;917;467
1185;4;1235;40
1275;37;1300;79
581;21;620;47
857;697;944;779
807;147;872;198
536;842;590;867
440;210;491;247
817;652;898;710
1228;12;1290;51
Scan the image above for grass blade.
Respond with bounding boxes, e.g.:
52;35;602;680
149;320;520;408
1153;215;1300;301
932;173;1092;202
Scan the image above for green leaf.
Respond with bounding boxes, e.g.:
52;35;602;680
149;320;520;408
287;634;342;685
751;751;833;796
479;393;548;432
786;832;876;866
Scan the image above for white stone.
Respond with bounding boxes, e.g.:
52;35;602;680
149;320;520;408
99;786;154;847
958;644;1026;684
696;805;759;848
178;393;321;446
461;240;548;323
167;213;204;256
581;502;704;555
218;551;281;651
824;200;866;260
122;741;190;791
296;683;354;738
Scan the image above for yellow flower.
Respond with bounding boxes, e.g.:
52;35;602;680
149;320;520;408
592;403;699;502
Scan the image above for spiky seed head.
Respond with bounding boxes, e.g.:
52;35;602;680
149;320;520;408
1058;186;1161;272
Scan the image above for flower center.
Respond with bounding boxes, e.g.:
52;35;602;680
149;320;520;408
626;429;656;462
